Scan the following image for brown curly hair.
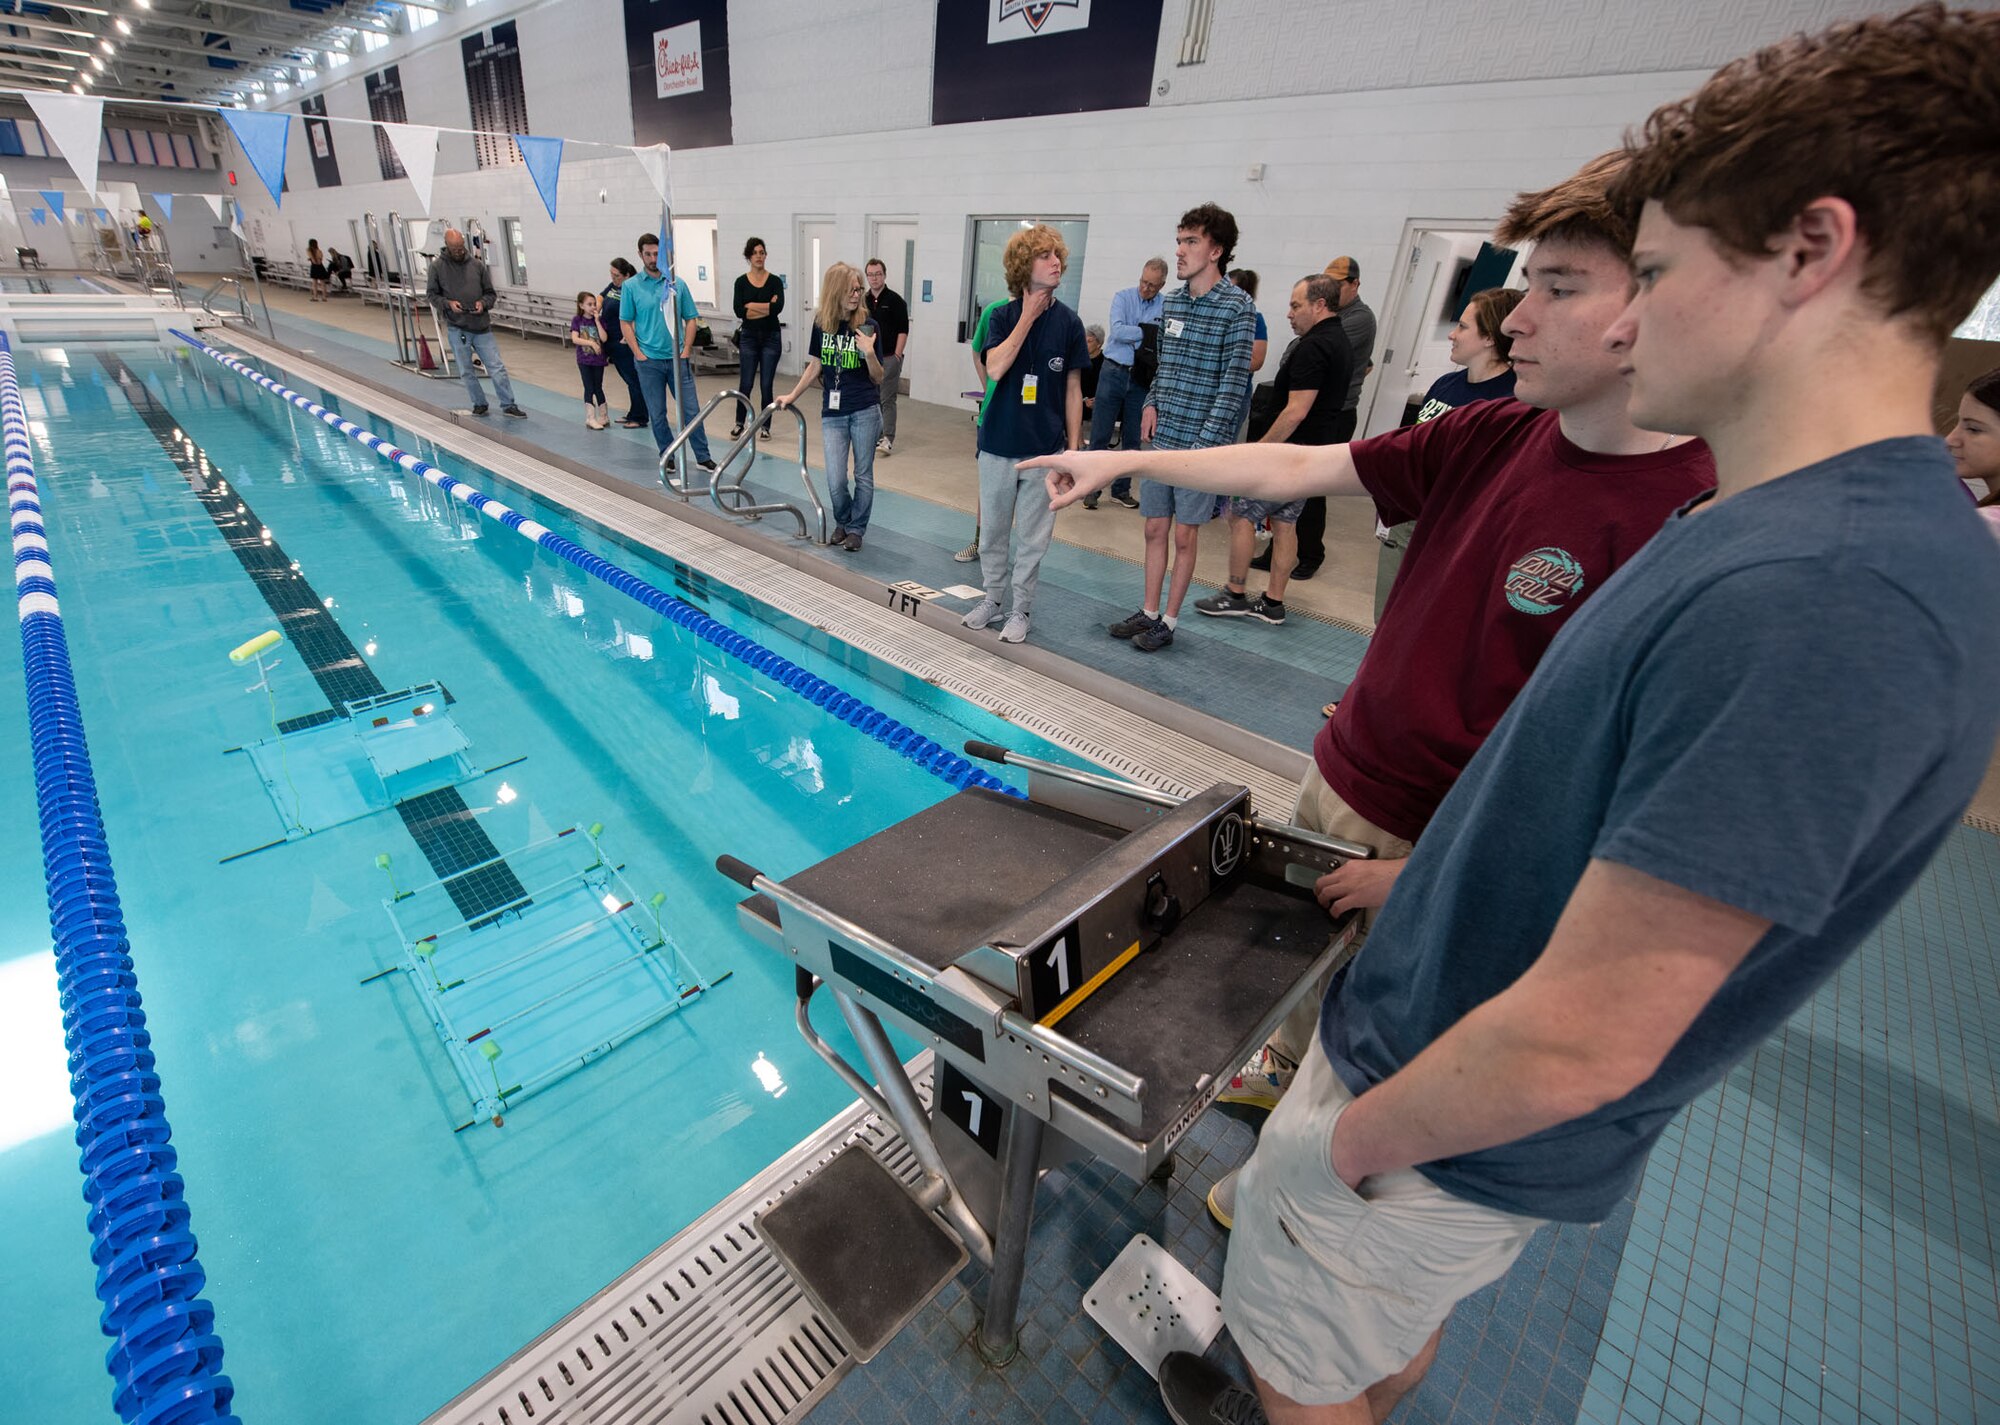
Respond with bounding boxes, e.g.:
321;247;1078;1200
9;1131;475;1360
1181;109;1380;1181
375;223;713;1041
1609;3;2000;346
1002;225;1069;299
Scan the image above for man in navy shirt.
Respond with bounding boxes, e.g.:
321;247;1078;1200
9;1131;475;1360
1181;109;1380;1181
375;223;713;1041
961;225;1089;646
1033;9;2000;1421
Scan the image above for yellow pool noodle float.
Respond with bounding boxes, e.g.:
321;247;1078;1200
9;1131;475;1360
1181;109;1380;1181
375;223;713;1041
228;630;282;663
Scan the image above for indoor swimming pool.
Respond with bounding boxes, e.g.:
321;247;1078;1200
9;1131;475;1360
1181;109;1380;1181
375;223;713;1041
0;337;1087;1423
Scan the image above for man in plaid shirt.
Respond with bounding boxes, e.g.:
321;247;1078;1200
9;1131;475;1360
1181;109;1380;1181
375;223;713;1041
1109;203;1256;653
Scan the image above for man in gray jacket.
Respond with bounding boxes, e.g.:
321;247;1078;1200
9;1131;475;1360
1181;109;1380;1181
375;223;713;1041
426;227;527;417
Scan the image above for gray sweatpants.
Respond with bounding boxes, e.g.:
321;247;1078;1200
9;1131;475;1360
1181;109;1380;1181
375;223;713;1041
977;449;1057;617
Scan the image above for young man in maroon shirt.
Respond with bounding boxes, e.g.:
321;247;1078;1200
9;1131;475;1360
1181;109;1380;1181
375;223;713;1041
1024;154;1716;1188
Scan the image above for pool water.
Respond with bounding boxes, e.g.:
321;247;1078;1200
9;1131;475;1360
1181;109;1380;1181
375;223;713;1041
0;343;1085;1423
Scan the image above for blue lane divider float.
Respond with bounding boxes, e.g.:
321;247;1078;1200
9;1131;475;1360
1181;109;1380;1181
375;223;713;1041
4;338;239;1423
169;330;1019;800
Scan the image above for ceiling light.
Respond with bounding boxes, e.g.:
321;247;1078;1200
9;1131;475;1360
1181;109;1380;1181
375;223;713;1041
100;39;114;53
90;56;104;70
71;83;83;94
114;17;131;32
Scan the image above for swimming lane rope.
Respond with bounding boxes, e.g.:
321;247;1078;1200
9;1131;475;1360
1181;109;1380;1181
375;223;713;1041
4;339;239;1423
169;331;1018;800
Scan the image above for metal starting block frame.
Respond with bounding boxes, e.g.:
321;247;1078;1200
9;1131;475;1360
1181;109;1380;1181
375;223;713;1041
717;742;1371;1364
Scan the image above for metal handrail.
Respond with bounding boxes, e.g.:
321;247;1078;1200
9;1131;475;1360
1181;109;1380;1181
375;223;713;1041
657;387;760;496
706;401;830;544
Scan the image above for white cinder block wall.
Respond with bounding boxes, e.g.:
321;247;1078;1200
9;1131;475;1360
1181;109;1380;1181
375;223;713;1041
232;0;1886;409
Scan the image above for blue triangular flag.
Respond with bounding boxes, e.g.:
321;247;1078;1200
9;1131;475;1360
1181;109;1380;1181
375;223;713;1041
150;193;173;221
516;134;562;223
95;208;109;223
29;208;45;226
220;109;290;207
39;190;65;221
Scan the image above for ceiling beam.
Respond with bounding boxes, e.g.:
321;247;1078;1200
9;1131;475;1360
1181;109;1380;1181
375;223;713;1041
0;15;98;41
133;17;349;58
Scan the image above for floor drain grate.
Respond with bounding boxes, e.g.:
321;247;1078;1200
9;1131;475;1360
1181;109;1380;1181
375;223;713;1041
427;1067;934;1425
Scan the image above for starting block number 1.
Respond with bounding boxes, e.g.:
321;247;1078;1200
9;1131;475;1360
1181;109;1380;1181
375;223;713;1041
1029;921;1085;1020
937;1059;1003;1157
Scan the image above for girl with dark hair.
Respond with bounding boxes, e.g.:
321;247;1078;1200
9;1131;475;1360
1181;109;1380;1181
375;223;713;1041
732;236;785;438
600;257;648;428
569;291;611;429
307;239;329;302
1945;366;2000;509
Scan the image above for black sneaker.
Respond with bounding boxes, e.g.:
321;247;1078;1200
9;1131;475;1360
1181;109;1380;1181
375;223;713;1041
729;423;746;440
502;405;528;419
1159;1352;1267;1425
1081;496;1100;510
1194;588;1252;617
1247;547;1272;572
1109;609;1157;639
1113;491;1141;509
1247;596;1286;625
471;404;490;416
697;459;718;472
1291;562;1321;581
1133;617;1175;652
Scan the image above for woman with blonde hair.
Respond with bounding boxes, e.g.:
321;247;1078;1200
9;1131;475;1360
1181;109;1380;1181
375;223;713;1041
777;262;883;552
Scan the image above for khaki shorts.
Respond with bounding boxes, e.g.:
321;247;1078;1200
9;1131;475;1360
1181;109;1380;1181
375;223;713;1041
1220;1042;1544;1405
1273;765;1416;1063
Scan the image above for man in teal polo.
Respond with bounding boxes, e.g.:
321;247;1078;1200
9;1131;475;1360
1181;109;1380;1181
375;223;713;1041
620;232;715;471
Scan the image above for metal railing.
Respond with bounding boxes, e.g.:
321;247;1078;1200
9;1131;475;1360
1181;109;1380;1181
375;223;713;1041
197;274;273;339
658;394;830;545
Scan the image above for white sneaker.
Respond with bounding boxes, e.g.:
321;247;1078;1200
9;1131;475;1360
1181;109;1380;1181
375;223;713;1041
877;436;893;456
961;597;1003;630
998;612;1030;643
952;540;980;563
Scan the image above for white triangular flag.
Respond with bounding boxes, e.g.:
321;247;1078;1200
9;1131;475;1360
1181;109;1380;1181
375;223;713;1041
382;122;439;213
202;193;227;221
634;144;672;209
26;93;105;199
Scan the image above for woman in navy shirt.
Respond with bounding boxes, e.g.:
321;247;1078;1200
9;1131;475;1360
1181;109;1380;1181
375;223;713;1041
777;263;883;552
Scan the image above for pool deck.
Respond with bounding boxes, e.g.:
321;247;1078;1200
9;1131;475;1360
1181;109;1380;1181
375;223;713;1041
116;286;2000;1424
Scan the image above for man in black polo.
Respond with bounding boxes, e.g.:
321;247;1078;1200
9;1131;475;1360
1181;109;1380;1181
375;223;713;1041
1264;254;1375;579
1195;274;1352;625
865;258;911;456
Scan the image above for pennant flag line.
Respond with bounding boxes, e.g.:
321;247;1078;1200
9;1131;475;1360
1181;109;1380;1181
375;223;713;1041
634;145;671;210
150;193;174;221
26;92;104;198
381;122;439;213
516;134;563;223
39;190;65;222
202;193;226;221
29;209;45;226
220;109;291;207
94;208;109;223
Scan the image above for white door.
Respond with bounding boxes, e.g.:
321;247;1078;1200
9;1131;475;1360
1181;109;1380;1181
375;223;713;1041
792;217;837;373
1360;225;1496;437
868;218;918;304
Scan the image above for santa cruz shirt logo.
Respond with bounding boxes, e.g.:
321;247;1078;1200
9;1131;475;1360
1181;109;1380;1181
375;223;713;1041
1504;546;1586;615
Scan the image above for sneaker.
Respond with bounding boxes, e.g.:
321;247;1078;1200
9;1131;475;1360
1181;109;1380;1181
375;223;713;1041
1291;562;1321;581
1159;1351;1267;1425
952;540;980;563
961;597;1004;631
1247;596;1286;625
998;612;1030;644
1081;496;1100;510
502;405;529;419
471;404;490;416
1194;588;1252;618
696;458;719;472
842;532;864;552
1133;617;1175;653
1247;547;1272;572
1113;491;1141;509
730;423;746;440
1215;1046;1296;1112
877;436;893;456
1108;609;1157;639
1206;1169;1238;1231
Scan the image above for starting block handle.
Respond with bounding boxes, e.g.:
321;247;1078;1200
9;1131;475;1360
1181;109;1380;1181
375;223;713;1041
716;854;762;888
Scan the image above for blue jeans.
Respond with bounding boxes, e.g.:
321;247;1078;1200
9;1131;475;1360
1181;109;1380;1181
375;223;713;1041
736;326;782;422
1087;359;1147;496
444;325;517;410
637;354;712;463
822;404;882;535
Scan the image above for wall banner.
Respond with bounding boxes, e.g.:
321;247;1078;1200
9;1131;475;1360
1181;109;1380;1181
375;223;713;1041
934;0;1163;125
365;66;408;181
463;21;532;170
624;0;732;151
300;95;342;189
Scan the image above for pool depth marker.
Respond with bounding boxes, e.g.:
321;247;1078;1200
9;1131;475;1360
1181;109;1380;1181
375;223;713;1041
171;331;1018;801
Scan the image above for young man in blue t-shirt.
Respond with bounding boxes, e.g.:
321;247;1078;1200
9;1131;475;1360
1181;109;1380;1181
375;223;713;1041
960;226;1089;646
1033;9;2000;1422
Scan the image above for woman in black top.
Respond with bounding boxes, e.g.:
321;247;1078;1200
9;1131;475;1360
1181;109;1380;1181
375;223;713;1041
599;257;649;428
732;237;785;438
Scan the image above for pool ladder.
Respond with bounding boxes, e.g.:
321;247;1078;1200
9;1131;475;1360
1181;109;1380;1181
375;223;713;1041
659;392;832;545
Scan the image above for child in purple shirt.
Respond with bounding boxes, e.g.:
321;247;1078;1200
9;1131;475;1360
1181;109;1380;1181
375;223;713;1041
569;292;610;430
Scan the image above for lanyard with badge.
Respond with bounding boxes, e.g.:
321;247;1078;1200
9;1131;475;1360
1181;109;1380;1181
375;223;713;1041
1020;303;1041;405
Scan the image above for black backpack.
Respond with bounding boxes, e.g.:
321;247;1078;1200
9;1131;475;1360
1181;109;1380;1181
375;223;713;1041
1132;321;1162;387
